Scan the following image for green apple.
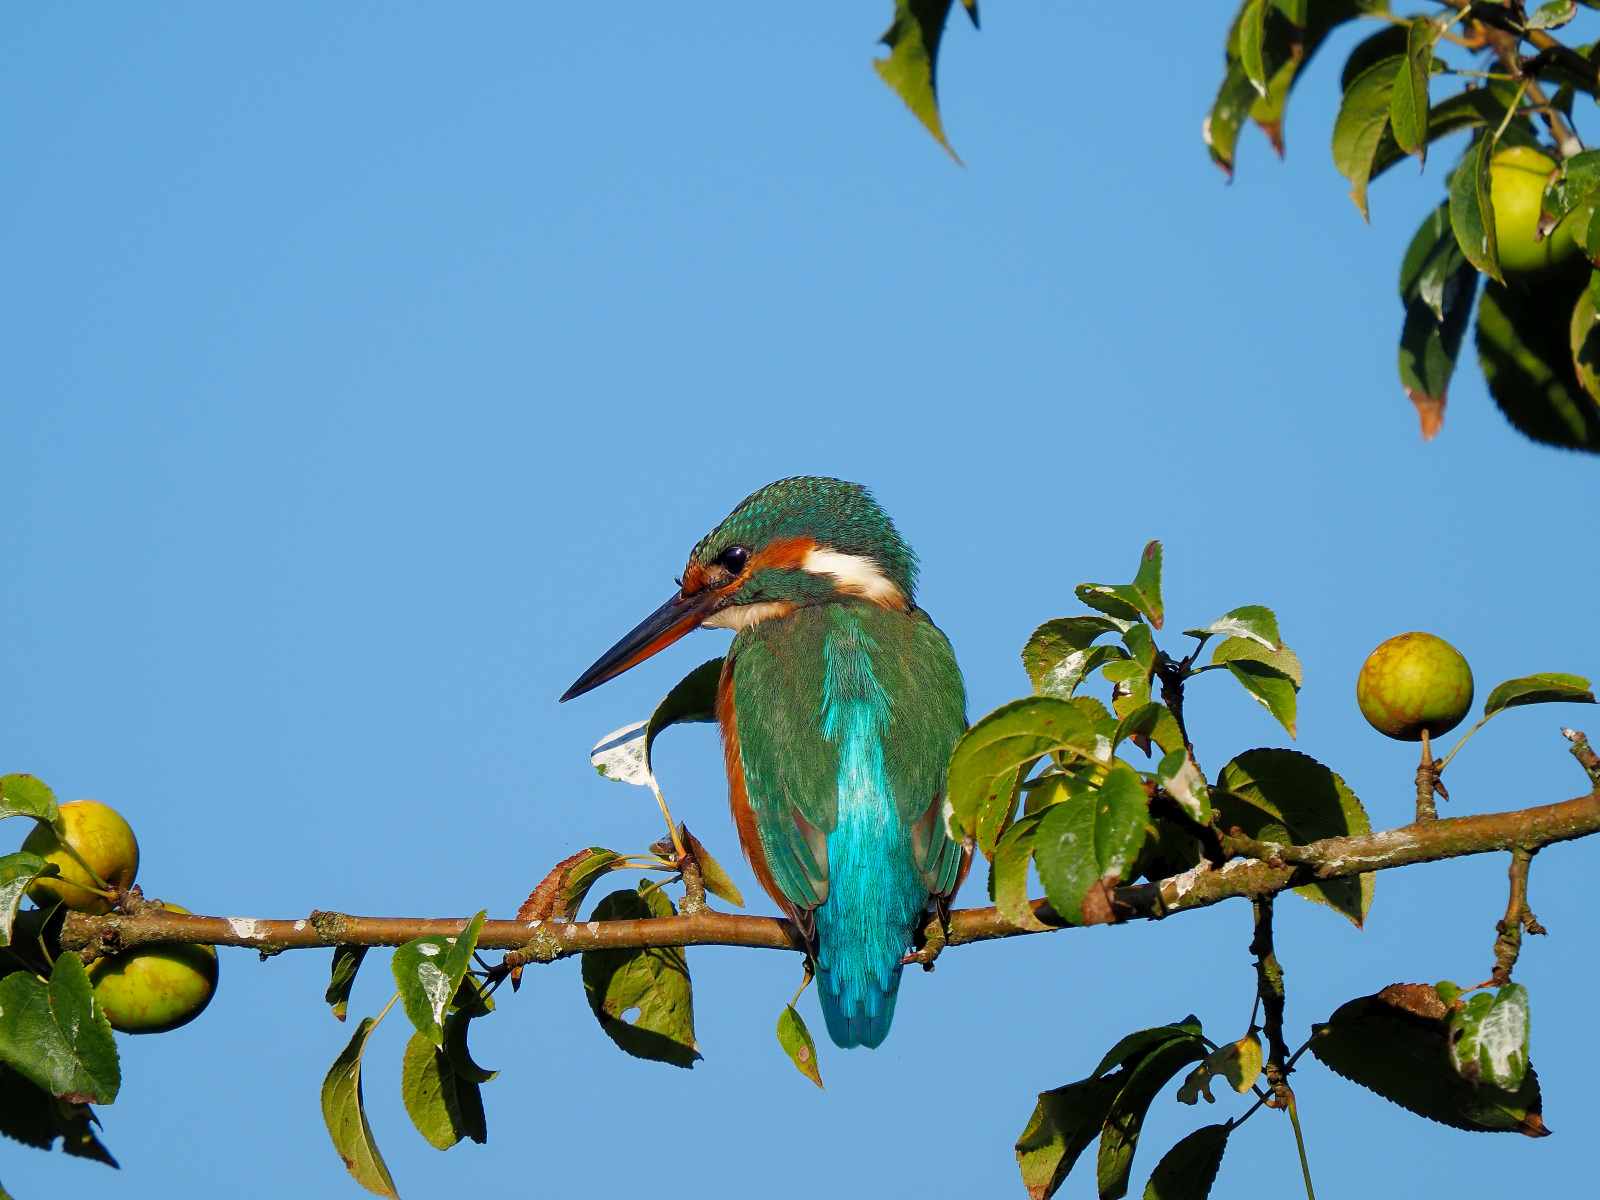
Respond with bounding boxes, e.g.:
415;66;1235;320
89;903;218;1034
22;800;139;915
1356;632;1474;742
1490;146;1579;279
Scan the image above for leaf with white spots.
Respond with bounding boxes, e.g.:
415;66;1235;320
1157;749;1211;826
590;721;651;786
1023;617;1128;700
1451;984;1531;1090
391;911;486;1047
1184;606;1281;652
776;1004;823;1089
1076;542;1164;629
0;853;57;948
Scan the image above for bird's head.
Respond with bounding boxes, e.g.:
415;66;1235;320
561;477;915;701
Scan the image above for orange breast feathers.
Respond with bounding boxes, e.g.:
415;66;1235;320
716;663;793;914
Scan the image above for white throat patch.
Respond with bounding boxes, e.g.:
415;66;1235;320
802;547;906;609
701;601;794;631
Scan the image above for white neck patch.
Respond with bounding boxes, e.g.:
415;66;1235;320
802;547;906;609
701;601;794;631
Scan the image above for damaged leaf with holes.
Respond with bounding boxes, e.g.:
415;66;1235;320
581;885;701;1067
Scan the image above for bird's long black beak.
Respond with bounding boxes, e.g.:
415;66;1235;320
560;587;725;702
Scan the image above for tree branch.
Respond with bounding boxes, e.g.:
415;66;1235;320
56;786;1600;961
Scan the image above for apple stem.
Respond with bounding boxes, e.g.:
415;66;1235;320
1415;731;1438;822
56;840;114;894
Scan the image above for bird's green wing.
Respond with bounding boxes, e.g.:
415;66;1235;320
730;608;839;911
873;608;967;897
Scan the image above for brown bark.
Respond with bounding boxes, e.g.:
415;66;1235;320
57;787;1600;962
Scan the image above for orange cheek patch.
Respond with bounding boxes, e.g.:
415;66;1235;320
680;561;709;595
750;536;816;572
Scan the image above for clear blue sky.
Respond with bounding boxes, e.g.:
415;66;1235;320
5;5;1599;1198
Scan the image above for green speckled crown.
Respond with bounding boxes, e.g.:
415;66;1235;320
693;477;918;601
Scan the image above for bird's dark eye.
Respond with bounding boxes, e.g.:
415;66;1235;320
718;546;749;574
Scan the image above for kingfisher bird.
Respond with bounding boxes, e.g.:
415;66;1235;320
562;477;969;1049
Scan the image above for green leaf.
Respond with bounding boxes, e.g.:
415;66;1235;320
776;1005;823;1089
993;814;1051;932
947;698;1101;845
581;885;700;1068
325;946;367;1022
1209;636;1303;688
1034;763;1151;926
1529;0;1578;29
1332;55;1401;219
401;1029;486;1150
1239;0;1270;96
0;854;56;949
321;1016;400;1198
1339;20;1404;89
1388;18;1435;160
645;658;724;777
1157;749;1211;826
562;848;628;916
443;986;498;1085
0;776;58;826
1097;1032;1211;1200
1542;149;1600;221
1024;617;1127;698
1478;275;1600;451
1451;984;1531;1090
875;0;961;159
1222;661;1299;738
1205;61;1262;177
1397;203;1479;437
1184;606;1281;651
1016;1075;1123;1200
391;911;486;1047
1142;1122;1232;1200
1114;703;1166;753
1093;1018;1205;1079
0;1065;117;1166
1310;987;1548;1136
1076;542;1163;630
1484;673;1596;718
1215;749;1373;926
1370;87;1512;185
0;952;119;1106
1573;279;1600;402
1451;135;1502;282
681;826;744;908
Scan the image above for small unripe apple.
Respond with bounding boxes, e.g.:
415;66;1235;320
1356;633;1474;741
22;800;139;915
1490;147;1579;279
89;903;218;1034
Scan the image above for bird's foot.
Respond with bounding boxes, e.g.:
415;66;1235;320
901;910;948;971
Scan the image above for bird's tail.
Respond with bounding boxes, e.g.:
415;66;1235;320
811;815;926;1049
816;960;901;1049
